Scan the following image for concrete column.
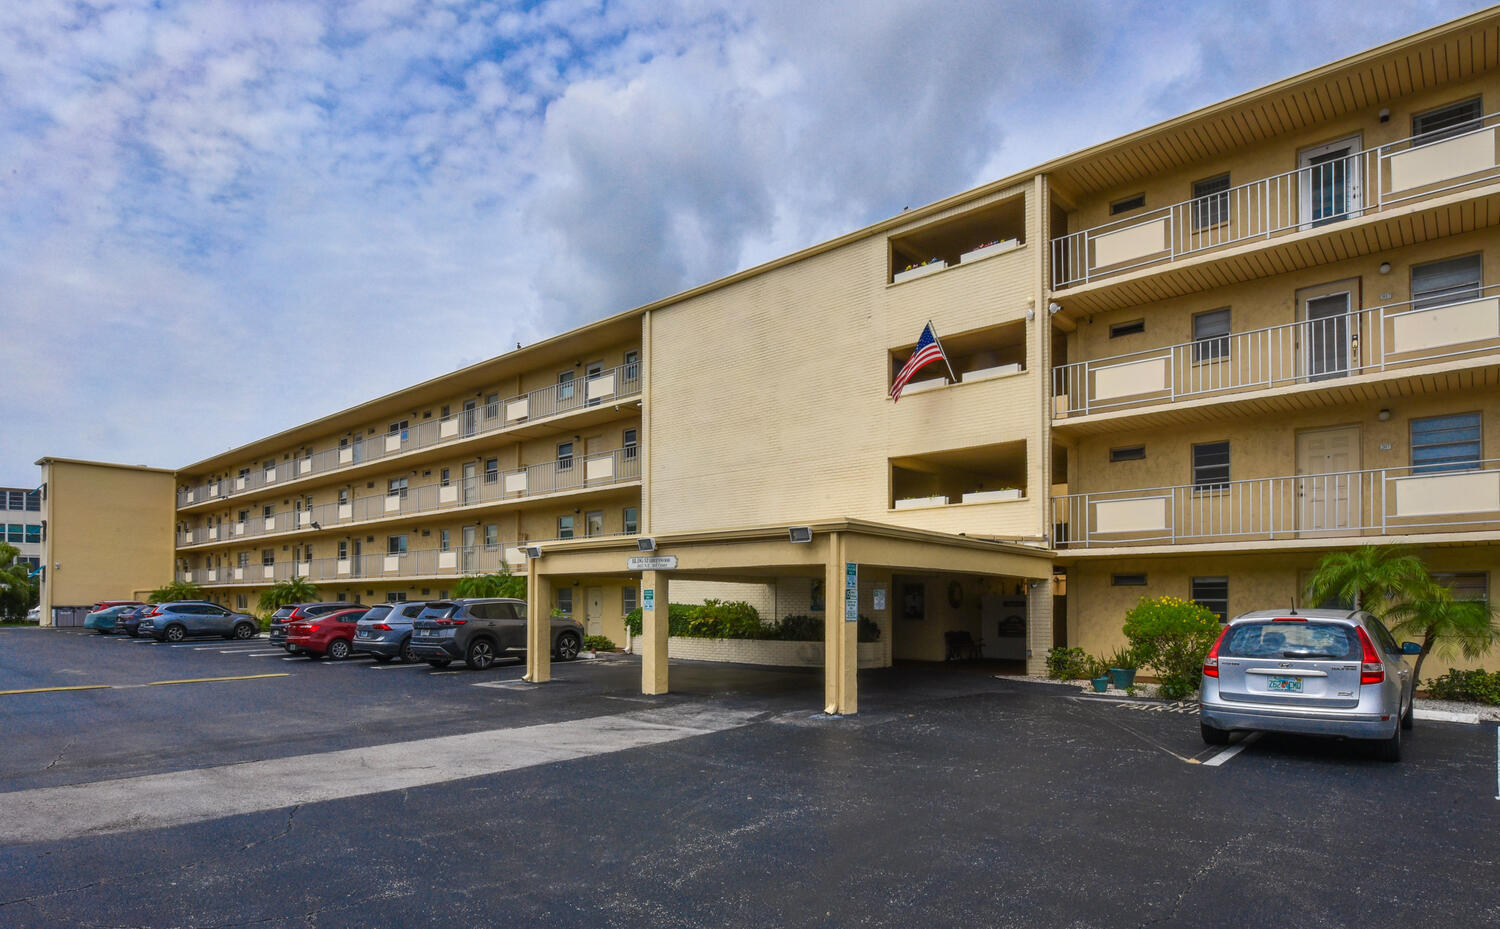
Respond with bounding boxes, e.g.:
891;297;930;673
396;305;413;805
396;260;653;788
641;569;669;695
524;566;552;683
823;533;857;715
1026;579;1053;677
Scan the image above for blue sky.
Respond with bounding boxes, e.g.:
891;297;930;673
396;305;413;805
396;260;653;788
0;0;1486;486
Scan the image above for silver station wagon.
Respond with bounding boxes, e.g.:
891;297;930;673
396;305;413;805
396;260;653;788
1199;608;1422;762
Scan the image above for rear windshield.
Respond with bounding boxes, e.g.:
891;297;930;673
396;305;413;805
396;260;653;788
1222;622;1359;660
306;604;349;616
417;602;458;620
272;607;294;620
362;605;392;622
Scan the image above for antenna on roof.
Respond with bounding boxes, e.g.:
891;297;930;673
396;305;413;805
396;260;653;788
1288;595;1297;614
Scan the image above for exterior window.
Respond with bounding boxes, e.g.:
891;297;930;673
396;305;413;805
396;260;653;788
440;468;450;487
623;428;638;459
389;420;409;441
555;587;573;617
558;370;575;400
238;509;249;523
23;491;39;511
1192;441;1230;489
484;458;499;484
387;477;408;499
238;552;249;568
622;587;638;613
557;442;574;471
387;535;408;555
1191;174;1230;230
236;594;248;610
262;549;275;566
1111;573;1147;587
1411;412;1482;473
484;524;499;549
585;510;604;537
263;504;274;518
1192;308;1231;362
386;592;409;603
624;350;639;370
337;541;348;560
558;515;575;539
484;392;500;418
623;506;639;534
1110;193;1145;215
24;524;41;543
1109;319;1144;338
6;524;21;542
6;490;21;509
1412;97;1482;144
337;489;348;506
439;529;451;552
1411;254;1482;309
1191;576;1229;621
1110;446;1146;463
239;467;251;479
1432;572;1488;601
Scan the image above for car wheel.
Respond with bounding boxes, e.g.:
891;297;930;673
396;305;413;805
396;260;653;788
372;654;394;664
466;638;496;671
1373;722;1402;763
327;639;351;660
554;631;581;662
1200;721;1230;746
1401;696;1414;731
164;624;186;642
426;659;451;669
95;628;109;635
400;637;417;664
233;623;256;640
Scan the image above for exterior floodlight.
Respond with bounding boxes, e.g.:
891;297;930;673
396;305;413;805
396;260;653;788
788;526;813;544
523;545;543;559
637;537;657;552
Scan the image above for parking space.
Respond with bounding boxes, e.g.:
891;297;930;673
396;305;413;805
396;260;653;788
1;627;1497;927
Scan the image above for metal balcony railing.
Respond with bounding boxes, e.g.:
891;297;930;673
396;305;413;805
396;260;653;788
176;446;641;547
1051;113;1500;288
1052;285;1500;417
1052;459;1500;549
176;361;641;508
180;534;624;586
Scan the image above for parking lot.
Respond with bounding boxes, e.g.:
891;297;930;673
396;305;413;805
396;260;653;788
2;626;1498;928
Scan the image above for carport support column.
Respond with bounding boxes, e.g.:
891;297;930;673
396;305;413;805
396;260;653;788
1026;579;1053;678
525;567;552;684
641;570;669;695
824;532;856;715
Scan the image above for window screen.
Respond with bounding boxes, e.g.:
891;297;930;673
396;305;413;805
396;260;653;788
1110;446;1146;462
1192;441;1231;488
1432;571;1488;601
1411;413;1481;473
1191;174;1230;230
1191;576;1229;621
1412;97;1482;144
1110;194;1145;215
1411;254;1482;309
1111;573;1147;587
1192;308;1231;362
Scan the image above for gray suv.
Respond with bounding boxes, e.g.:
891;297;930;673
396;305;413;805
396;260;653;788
1200;608;1422;761
139;602;259;642
409;598;584;670
352;601;427;663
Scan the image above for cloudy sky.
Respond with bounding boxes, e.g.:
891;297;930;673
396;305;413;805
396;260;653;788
0;0;1485;486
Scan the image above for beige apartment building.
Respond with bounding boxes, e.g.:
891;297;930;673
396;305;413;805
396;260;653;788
37;10;1500;711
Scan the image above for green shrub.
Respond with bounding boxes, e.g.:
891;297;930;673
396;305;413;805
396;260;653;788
770;614;821;641
583;635;616;652
857;615;881;643
1045;647;1105;681
684;599;762;639
1123;596;1222;699
1103;645;1138;670
1424;668;1500;705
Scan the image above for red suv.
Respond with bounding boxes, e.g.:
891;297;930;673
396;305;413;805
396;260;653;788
285;607;367;659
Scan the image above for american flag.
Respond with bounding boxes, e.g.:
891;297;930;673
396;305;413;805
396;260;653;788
890;322;952;402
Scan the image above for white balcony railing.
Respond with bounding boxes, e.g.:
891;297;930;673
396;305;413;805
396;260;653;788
177;361;640;508
1052;460;1500;549
176;446;641;547
180;534;625;586
1052;286;1500;417
1052;113;1500;288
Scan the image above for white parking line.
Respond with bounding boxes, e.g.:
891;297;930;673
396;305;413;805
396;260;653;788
241;652;287;657
1203;732;1261;767
368;663;427;670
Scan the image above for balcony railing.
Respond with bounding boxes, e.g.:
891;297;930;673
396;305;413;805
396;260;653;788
177;446;641;547
176;361;640;508
1052;460;1500;549
1052;286;1500;417
180;534;623;586
1052;113;1500;288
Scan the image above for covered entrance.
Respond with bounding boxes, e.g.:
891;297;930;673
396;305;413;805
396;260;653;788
520;520;1054;714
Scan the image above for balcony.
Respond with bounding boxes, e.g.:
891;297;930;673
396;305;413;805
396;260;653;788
182;535;623;586
1052;286;1500;422
176;446;641;548
1052;113;1500;290
1052;460;1500;551
176;361;640;508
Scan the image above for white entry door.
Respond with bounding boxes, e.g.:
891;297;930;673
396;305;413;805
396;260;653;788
585;587;604;636
1297;426;1361;535
1299;135;1363;229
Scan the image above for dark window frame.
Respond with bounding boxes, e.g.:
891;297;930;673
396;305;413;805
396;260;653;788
1192;440;1231;490
1410;412;1482;474
1191;307;1231;363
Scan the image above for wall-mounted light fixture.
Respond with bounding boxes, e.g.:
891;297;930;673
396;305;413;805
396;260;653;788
636;538;657;552
788;526;813;543
1377;408;1392;421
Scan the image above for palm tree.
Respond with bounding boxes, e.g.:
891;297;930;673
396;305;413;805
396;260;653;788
149;580;205;602
1383;581;1499;690
453;572;526;600
1304;545;1428;613
257;577;320;613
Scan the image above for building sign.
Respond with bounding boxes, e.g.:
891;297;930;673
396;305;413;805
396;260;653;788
873;588;886;611
845;562;858;622
643;588;655;612
627;555;678;571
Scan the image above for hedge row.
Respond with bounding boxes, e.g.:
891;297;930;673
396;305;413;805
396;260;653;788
624;600;880;643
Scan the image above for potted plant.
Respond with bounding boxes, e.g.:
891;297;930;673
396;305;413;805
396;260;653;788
1106;646;1138;689
1086;654;1110;693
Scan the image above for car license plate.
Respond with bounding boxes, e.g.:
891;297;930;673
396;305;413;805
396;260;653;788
1267;675;1303;693
357;630;370;638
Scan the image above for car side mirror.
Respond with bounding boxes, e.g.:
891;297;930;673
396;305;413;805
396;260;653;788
1401;641;1423;655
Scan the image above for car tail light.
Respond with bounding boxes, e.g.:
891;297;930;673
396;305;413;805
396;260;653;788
1202;625;1230;679
147;607;161;617
437;618;466;625
1356;627;1384;685
372;623;392;631
1272;617;1307;622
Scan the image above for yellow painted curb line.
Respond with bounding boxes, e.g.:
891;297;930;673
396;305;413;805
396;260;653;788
0;685;113;696
147;674;290;686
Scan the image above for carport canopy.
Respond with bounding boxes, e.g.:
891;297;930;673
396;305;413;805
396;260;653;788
520;519;1055;714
